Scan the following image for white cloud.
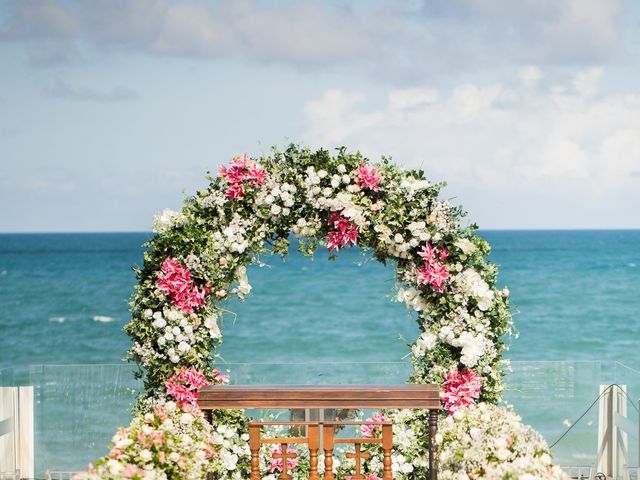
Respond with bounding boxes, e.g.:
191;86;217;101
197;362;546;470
302;67;640;227
0;0;629;79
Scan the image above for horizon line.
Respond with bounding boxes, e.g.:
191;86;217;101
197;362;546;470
1;228;639;235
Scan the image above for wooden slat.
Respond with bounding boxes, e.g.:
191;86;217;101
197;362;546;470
198;384;441;410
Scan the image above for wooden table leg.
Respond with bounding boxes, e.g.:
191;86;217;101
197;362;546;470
382;423;393;480
323;423;335;480
429;409;438;480
249;423;261;480
308;424;320;480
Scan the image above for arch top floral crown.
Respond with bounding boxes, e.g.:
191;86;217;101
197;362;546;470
78;145;565;479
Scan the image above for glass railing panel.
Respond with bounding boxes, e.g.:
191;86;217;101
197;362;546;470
0;367;14;387
29;364;142;476
220;361;412;385
18;360;640;476
505;360;640;473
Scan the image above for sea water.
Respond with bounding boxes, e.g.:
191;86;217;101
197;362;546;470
1;231;639;472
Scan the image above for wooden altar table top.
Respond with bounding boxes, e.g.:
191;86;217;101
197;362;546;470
198;384;441;410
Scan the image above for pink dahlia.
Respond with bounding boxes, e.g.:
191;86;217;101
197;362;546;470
441;368;481;414
218;153;267;199
156;258;208;313
326;212;359;251
355;164;382;191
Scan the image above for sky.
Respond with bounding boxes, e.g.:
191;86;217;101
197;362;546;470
0;0;639;232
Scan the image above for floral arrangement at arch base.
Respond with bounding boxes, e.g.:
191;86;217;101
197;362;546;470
76;145;566;479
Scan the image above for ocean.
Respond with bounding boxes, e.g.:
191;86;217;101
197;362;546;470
1;231;639;472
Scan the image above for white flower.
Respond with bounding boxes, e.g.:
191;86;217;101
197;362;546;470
177;341;191;353
152;317;166;329
455;269;495;311
204;315;221;338
454;238;476;255
107;459;123;475
180;413;194;425
337;164;346;173
220;450;239;470
233;265;252;299
454;331;486;367
270;204;281;215
152;209;186;233
139;449;152;462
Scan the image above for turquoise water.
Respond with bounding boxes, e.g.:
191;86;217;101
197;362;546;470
1;231;639;370
1;231;639;472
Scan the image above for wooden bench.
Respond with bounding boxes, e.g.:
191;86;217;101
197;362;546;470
199;384;440;480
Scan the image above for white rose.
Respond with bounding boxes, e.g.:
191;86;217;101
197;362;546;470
178;341;191;353
270;204;282;215
337;164;346;173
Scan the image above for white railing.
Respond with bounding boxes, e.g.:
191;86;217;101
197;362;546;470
0;387;34;479
597;385;639;480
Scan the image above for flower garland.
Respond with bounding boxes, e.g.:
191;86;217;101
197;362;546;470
78;145;563;479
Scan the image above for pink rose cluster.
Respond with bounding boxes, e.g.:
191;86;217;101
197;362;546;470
355;164;382;191
269;444;299;473
218;153;268;199
346;476;381;480
156;258;208;313
326;211;359;252
416;242;450;293
165;367;228;408
441;368;481;414
360;411;388;438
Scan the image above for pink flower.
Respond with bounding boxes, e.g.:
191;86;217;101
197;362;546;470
123;464;142;478
326;212;359;251
156;258;208;313
441;368;481;414
418;243;439;264
176;367;209;389
355;164;382;191
219;154;267;199
360;411;388;438
166;368;214;408
165;381;198;406
212;369;230;384
269;444;298;473
346;476;381;480
416;242;451;293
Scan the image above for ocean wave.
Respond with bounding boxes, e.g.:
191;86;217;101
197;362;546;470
49;316;66;323
0;270;6;276
93;315;116;323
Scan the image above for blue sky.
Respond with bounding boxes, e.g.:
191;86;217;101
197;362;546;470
1;0;639;232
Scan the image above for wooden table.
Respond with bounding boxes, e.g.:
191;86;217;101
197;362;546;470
199;384;440;480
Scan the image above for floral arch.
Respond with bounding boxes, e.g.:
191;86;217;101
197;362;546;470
80;145;565;480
